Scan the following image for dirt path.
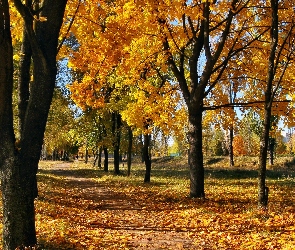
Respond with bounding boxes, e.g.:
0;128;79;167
38;161;196;249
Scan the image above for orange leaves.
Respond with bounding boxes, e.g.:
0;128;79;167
63;0;295;148
30;159;295;249
233;135;247;156
69;77;107;111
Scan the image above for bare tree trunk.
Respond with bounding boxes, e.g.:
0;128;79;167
229;126;234;167
18;16;32;135
112;112;121;174
1;161;37;248
103;147;109;172
188;108;205;198
143;133;152;183
127;127;133;176
85;146;88;164
93;148;98;167
258;0;278;208
0;2;35;248
258;108;271;208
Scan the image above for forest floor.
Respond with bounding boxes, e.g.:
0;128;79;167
1;156;295;249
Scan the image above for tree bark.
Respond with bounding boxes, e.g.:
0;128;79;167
112;112;121;175
143;133;151;183
258;0;278;208
103;147;109;172
188;107;205;198
85;146;88;164
1;160;37;248
258;108;271;208
0;1;68;248
229;126;234;167
161;0;242;199
18;18;32;135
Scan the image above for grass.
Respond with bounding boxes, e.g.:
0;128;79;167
0;156;295;249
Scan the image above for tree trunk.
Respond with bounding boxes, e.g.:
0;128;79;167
103;147;109;172
188;108;205;198
229;126;234;167
143;133;151;183
258;108;271;208
0;1;68;248
93;148;98;167
258;0;278;208
0;2;36;248
112;112;121;175
98;146;102;168
113;147;120;174
18;22;32;135
1;161;37;249
85;147;88;164
127;127;133;176
139;135;144;163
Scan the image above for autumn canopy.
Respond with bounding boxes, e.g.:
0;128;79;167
1;0;295;249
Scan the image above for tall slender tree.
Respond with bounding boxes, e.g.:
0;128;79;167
257;0;295;208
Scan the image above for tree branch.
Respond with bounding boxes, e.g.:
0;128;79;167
57;0;81;54
203;100;290;111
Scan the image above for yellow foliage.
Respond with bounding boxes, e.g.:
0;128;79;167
63;0;295;143
233;135;247;156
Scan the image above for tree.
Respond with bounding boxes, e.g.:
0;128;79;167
43;88;76;159
243;0;295;208
239;111;262;156
112;111;122;174
0;0;67;248
233;135;247;156
66;1;295;200
67;0;263;197
120;81;186;182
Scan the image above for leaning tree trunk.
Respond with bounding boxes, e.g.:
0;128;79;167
188;107;205;198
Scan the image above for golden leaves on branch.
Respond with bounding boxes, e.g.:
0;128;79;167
63;0;295;136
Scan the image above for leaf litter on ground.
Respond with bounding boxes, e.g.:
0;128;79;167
0;156;294;249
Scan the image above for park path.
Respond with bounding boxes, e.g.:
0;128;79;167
37;161;195;249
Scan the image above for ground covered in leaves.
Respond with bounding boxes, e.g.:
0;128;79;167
1;156;295;249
